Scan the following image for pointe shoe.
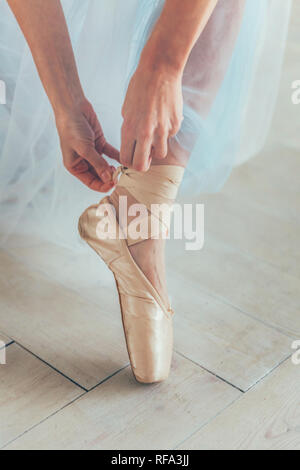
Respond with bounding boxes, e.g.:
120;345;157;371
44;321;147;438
78;165;184;384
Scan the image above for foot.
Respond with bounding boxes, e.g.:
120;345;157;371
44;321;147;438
109;188;170;309
129;238;169;309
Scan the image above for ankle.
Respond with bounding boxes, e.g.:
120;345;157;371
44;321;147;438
109;187;139;230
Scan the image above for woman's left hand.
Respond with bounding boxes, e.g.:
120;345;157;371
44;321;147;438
56;99;119;192
120;64;183;172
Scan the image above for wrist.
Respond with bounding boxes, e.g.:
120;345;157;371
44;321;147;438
139;32;186;78
52;90;86;119
54;94;89;129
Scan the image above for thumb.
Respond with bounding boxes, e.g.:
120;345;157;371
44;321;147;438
103;142;120;163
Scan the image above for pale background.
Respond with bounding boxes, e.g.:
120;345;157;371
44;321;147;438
0;1;299;450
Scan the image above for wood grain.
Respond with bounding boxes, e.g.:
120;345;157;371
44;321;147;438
199;189;300;279
5;354;240;450
0;344;82;449
179;359;300;450
0;251;128;390
171;273;292;391
0;333;11;347
223;146;300;226
168;236;300;338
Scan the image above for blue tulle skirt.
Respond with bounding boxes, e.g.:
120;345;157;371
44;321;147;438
0;0;292;253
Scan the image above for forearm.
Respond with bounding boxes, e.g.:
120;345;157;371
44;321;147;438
7;0;84;115
140;0;218;75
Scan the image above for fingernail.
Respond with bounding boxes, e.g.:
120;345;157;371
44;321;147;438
101;170;112;183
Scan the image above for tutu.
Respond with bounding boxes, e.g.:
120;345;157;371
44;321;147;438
0;0;292;287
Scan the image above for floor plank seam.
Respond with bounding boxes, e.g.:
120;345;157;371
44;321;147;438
2;248;297;341
173;393;242;450
173;354;293;450
171;267;298;340
12;340;89;392
0;340;14;350
191;283;297;340
1;363;131;450
1;390;87;451
174;350;244;393
88;363;130;392
242;353;293;393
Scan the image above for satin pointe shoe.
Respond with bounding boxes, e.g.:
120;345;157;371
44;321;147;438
78;164;184;384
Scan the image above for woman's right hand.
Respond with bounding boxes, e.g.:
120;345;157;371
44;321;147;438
56;99;120;192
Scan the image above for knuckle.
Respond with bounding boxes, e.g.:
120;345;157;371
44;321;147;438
170;126;179;137
154;149;167;160
161;147;168;158
155;124;167;139
139;121;153;140
139;129;152;140
170;116;183;135
120;153;131;166
133;161;147;172
96;163;106;173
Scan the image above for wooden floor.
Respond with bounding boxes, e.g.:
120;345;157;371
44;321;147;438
0;4;299;452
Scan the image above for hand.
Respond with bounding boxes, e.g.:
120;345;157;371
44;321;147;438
120;64;183;172
56;99;119;192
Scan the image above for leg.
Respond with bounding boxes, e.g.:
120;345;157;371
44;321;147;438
78;0;247;384
111;0;246;305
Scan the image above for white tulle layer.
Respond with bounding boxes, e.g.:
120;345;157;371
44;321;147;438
0;0;292;287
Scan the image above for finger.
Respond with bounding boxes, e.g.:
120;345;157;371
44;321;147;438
120;123;135;167
132;138;152;172
73;159;89;173
84;147;113;184
95;133;120;163
151;131;168;160
76;169;115;192
102;142;120;163
68;159;110;192
63;145;114;192
169;116;183;137
89;164;116;192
